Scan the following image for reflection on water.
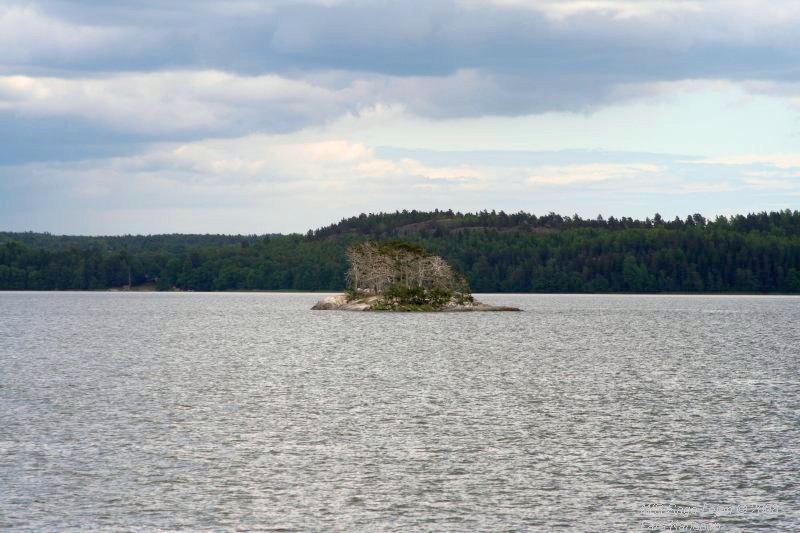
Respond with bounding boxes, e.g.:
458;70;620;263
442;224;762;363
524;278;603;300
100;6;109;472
1;292;798;530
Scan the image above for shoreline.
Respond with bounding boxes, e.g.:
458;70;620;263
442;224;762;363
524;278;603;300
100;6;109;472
2;289;800;296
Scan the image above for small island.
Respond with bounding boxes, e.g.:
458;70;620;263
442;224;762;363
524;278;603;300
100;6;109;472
312;241;521;312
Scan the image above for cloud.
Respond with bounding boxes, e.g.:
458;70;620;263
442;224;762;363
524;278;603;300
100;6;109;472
743;176;798;190
528;163;665;185
475;0;704;19
3;136;757;204
0;68;661;142
474;0;800;45
384;69;631;118
1;134;508;232
0;5;140;70
741;81;800;109
2;1;800;234
2;1;800;151
695;154;800;169
0;71;370;137
4;139;798;233
10;1;800;82
4;136;490;199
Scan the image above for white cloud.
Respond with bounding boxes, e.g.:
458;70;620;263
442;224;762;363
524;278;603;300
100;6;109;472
695;154;800;169
0;71;369;135
743;176;798;190
0;68;661;139
528;163;665;185
2;133;509;232
9;136;492;200
163;138;490;186
6;134;799;233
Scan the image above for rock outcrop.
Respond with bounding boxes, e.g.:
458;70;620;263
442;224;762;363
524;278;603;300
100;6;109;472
311;294;521;312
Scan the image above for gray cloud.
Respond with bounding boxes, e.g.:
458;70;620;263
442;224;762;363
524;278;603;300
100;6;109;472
12;1;800;81
0;68;641;148
2;1;800;167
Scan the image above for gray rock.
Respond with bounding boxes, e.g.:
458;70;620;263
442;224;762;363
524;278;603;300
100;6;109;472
311;294;521;312
310;294;348;310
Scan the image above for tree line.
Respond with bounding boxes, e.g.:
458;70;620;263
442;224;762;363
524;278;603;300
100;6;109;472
2;209;800;293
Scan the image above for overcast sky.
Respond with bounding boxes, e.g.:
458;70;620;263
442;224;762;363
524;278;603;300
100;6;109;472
2;0;800;234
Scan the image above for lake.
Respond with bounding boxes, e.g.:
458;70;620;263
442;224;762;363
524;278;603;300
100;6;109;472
1;292;798;530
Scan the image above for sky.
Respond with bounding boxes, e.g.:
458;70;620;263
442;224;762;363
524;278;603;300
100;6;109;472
1;0;800;235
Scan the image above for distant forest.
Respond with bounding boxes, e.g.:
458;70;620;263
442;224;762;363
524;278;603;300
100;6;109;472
2;209;800;293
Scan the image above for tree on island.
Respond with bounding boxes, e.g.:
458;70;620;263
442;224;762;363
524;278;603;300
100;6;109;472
345;241;472;309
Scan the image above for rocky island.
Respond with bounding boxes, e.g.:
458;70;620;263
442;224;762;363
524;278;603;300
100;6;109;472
312;241;521;312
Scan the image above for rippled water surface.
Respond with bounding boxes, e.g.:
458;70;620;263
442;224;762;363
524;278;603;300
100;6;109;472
1;292;799;531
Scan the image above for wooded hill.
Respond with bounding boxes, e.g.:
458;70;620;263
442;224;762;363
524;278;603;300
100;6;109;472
2;209;800;293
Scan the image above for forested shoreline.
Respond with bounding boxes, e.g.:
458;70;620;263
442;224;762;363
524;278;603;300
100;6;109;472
2;209;800;293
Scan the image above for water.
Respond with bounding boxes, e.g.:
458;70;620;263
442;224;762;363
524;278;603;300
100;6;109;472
1;292;798;531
